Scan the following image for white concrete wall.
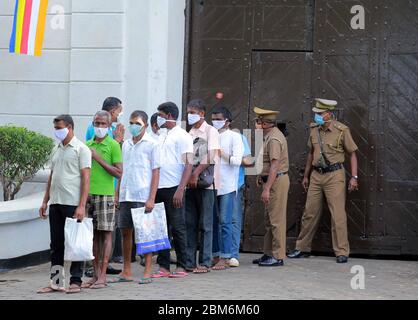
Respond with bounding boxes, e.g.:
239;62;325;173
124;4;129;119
0;0;186;141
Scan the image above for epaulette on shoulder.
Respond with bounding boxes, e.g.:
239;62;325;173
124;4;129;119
333;121;348;131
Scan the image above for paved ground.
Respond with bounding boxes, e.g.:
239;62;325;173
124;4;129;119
0;254;417;300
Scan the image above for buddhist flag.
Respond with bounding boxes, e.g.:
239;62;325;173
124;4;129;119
9;0;49;56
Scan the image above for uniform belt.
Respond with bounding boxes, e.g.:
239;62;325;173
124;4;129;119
313;163;343;174
261;172;288;183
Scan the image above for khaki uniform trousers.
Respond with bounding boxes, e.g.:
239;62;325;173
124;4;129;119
296;169;350;256
263;174;290;260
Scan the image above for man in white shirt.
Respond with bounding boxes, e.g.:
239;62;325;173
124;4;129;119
210;105;244;270
152;102;194;278
116;111;160;284
186;99;220;273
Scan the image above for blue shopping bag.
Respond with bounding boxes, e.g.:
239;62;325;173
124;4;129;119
131;202;171;255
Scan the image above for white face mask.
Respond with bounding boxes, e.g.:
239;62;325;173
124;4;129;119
188;113;201;126
54;128;69;142
212;120;226;130
94;127;108;139
157;116;176;128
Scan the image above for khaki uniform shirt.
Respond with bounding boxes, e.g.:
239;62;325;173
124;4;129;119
261;127;289;176
308;120;358;166
49;136;92;206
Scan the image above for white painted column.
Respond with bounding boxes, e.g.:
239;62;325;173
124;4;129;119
123;0;186;121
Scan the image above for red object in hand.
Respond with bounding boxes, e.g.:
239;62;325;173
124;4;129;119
216;92;224;100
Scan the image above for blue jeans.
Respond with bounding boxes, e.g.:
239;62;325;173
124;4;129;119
213;191;235;259
185;189;215;269
231;187;244;259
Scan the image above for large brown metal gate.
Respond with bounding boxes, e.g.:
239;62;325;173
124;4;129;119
182;0;418;256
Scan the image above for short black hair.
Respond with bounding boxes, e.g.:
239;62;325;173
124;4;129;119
130;110;148;125
212;103;232;122
150;112;159;126
102;97;122;112
187;99;206;113
53;114;74;129
158;102;179;120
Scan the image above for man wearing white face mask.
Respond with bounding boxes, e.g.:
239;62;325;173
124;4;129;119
151;102;193;279
82;111;122;289
210;105;244;271
38;115;91;294
185;99;220;274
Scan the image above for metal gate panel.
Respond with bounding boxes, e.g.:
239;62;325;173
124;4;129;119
243;51;312;252
252;0;314;51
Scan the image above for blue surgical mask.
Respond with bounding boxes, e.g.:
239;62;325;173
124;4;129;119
128;124;143;137
314;113;325;126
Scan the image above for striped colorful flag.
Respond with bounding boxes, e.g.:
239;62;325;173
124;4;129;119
9;0;49;56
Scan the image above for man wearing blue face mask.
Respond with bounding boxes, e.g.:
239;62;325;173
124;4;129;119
115;110;161;284
288;98;359;264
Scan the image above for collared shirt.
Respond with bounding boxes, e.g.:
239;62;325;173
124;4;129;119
261;127;289;176
119;133;160;203
216;129;244;196
189;121;220;190
86;135;122;196
49;136;92;206
158;125;194;189
308;120;358;166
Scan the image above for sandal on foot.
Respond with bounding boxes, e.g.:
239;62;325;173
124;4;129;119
169;271;188;278
212;259;229;271
108;276;133;283
151;270;171;278
193;266;211;274
138;278;153;285
66;284;81;294
81;279;97;289
90;282;108;289
37;286;65;294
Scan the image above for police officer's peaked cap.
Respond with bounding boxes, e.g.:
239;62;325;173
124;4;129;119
253;107;279;121
312;98;338;113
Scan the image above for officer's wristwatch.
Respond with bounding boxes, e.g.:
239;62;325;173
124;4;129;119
352;175;358;180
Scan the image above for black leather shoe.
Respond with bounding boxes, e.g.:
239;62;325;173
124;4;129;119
287;250;311;259
106;265;122;275
258;256;284;267
252;254;269;264
336;256;348;263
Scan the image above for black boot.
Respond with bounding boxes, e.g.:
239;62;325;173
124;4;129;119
287;250;311;259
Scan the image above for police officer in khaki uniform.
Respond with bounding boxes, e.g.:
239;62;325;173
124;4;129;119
288;99;359;263
251;107;290;267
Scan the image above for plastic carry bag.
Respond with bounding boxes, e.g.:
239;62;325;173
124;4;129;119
131;202;171;255
64;218;95;261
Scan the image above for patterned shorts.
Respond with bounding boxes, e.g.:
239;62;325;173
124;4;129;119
87;195;116;231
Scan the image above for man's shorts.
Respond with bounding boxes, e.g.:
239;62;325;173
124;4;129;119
118;202;145;229
87;195;116;231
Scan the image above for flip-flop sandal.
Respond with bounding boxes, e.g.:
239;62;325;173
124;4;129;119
151;270;171;278
138;278;153;285
81;280;97;288
169;271;188;278
90;283;108;289
108;276;134;283
66;284;81;294
193;266;211;274
212;261;229;270
37;286;65;294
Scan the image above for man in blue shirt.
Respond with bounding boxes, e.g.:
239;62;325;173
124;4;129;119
86;97;125;143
